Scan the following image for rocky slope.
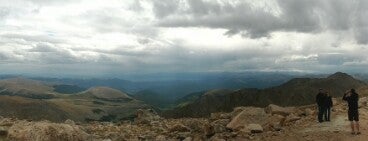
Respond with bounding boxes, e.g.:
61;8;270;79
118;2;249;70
164;72;367;118
1;96;368;141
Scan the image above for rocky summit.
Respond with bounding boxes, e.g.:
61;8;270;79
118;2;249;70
0;97;367;141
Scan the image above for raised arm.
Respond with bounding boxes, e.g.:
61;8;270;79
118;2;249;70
342;91;349;101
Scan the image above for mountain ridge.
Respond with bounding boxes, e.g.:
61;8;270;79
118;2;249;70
163;72;367;118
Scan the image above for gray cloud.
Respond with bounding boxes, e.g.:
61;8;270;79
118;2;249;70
1;33;66;44
29;43;59;52
152;0;180;18
1;0;368;76
152;0;368;43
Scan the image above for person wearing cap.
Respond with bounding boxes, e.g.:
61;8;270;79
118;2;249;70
316;88;326;123
343;89;360;135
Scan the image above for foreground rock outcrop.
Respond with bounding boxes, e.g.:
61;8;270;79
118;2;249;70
7;121;90;141
0;96;368;141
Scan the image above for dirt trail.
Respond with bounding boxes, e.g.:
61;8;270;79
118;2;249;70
298;113;368;141
264;103;368;141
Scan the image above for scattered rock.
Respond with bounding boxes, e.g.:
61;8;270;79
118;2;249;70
7;121;90;141
264;104;295;116
209;136;226;141
359;97;368;108
247;124;263;133
169;124;191;132
134;109;161;124
64;119;75;125
304;108;314;116
155;135;167;141
0;118;14;126
0;126;8;136
226;107;268;130
285;114;301;123
183;137;193;141
204;123;215;137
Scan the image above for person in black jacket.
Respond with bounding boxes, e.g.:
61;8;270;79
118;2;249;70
343;89;360;135
324;92;333;121
316;88;326;123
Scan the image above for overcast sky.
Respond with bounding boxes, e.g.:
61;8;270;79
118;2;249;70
0;0;368;77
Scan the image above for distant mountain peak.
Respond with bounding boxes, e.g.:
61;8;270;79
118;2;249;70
327;72;352;79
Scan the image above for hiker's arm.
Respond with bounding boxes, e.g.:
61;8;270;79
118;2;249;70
342;93;348;101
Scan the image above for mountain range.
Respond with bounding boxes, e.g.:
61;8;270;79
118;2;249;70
0;72;367;122
163;72;368;118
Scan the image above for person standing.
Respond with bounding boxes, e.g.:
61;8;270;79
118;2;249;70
342;89;360;135
324;91;333;121
316;88;326;123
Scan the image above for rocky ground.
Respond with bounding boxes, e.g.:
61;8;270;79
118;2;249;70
1;97;368;141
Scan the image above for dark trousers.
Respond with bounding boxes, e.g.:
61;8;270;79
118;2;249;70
324;107;331;121
318;106;326;122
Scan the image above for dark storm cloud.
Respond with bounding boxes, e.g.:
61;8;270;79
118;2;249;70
152;0;180;18
152;0;368;43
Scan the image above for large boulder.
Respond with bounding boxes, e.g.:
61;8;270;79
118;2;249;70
226;107;268;130
7;121;90;141
264;104;296;116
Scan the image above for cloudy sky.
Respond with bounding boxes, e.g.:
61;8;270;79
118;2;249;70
0;0;368;77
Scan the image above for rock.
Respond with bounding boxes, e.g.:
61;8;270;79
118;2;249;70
231;107;247;118
264;104;295;116
155;135;167;141
183;137;193;141
211;113;232;120
359;97;368;108
204;123;215;137
212;119;230;125
64;119;75;125
332;98;338;106
182;119;206;132
247;124;263;133
210;113;222;120
271;123;282;131
226;107;268;130
211;119;229;133
213;124;227;133
238;128;251;137
0;118;14;126
304;108;314;116
7;121;90;141
169;124;191;132
285;114;301;123
134;109;161;124
209;136;226;141
0;126;8;136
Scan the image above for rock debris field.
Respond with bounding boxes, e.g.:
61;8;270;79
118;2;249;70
1;97;368;141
